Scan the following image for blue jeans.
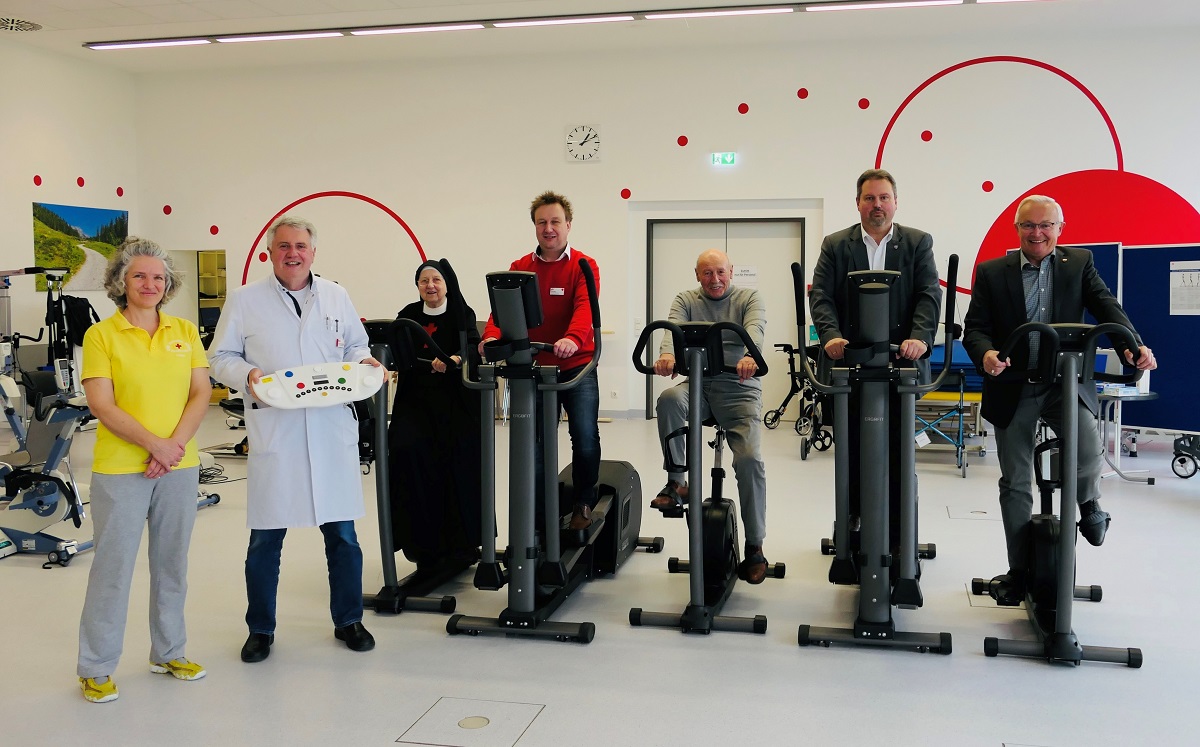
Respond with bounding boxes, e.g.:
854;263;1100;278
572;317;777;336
245;520;364;634
537;366;601;507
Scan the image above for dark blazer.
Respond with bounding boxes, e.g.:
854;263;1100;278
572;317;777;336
962;246;1142;428
810;223;942;382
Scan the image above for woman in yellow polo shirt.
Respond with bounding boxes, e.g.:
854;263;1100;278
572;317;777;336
76;237;212;704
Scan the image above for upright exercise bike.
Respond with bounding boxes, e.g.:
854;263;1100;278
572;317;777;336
793;256;959;654
629;320;784;635
445;259;650;643
971;321;1143;667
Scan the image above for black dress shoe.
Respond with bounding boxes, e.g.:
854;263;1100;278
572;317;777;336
240;632;273;663
334;622;375;652
1078;500;1111;546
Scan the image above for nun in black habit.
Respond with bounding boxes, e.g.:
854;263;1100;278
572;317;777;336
386;260;482;572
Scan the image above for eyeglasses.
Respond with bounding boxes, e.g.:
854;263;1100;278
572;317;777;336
1017;221;1061;232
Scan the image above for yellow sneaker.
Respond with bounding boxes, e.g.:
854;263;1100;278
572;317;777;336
80;676;119;703
149;658;207;681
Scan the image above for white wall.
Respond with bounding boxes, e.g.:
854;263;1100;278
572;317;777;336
0;41;142;333
5;25;1198;413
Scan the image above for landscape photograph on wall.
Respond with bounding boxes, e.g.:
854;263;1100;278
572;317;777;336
32;202;129;291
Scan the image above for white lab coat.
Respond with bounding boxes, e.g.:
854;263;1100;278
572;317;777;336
209;275;371;529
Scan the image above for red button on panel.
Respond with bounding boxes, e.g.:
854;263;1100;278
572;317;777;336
296;382;305;389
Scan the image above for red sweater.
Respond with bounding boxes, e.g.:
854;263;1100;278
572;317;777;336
482;247;599;371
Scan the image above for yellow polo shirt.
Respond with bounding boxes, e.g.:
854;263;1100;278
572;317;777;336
82;311;209;475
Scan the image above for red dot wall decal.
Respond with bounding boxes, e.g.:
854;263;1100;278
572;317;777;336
33;175;42;186
258;252;268;263
921;130;933;142
116;187;124;197
982;181;994;193
620;188;632;199
77;177;85;187
858;98;870;110
210;225;219;235
677;135;688;146
163;205;172;215
737;103;749;114
797;88;809;99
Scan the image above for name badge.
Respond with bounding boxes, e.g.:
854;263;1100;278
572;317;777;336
550;287;565;296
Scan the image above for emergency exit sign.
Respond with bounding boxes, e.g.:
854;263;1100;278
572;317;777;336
711;152;737;166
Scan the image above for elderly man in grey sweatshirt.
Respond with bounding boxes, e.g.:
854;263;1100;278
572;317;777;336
650;249;770;583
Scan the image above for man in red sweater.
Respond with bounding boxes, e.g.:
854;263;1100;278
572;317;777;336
481;191;601;530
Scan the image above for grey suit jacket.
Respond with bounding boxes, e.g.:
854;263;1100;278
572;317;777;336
809;223;942;383
962;246;1142;428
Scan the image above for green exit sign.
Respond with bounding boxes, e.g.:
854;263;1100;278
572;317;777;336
711;152;737;166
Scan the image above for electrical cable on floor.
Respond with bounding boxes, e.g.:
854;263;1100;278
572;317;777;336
199;463;230;485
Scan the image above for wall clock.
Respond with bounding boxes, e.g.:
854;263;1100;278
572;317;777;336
565;124;601;162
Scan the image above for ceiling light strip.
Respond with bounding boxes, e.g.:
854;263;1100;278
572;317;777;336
88;39;212;50
806;0;962;10
84;1;1049;50
350;24;485;36
492;15;636;28
644;7;794;19
215;31;345;43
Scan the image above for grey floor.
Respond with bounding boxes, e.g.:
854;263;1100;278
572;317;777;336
2;406;1196;747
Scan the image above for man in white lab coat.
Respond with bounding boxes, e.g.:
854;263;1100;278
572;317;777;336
210;215;381;662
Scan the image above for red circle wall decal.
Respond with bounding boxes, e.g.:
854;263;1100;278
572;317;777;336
210;225;219;235
163;205;172;215
33;175;42;186
982;181;994;193
243;191;425;285
77;177;85;187
737;103;749;114
677;135;688;146
116;187;124;197
858;98;870;110
797;88;809;99
921;130;933;142
621;188;632;199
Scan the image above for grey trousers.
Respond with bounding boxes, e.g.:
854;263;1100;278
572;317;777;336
993;384;1103;571
657;377;767;545
77;467;200;678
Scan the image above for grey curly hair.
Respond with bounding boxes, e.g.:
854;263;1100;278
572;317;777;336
103;236;182;310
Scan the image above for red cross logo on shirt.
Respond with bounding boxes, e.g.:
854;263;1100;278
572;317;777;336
422;322;437;348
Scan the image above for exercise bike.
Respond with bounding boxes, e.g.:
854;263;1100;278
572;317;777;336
793;256;958;654
629;320;784;635
445;259;654;643
0;334;93;567
971;321;1143;667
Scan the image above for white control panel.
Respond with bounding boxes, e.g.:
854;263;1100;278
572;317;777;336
251;362;383;409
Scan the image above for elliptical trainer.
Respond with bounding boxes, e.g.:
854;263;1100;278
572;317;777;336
629;320;783;635
792;255;959;654
359;315;465;616
971;321;1143;667
444;258;651;643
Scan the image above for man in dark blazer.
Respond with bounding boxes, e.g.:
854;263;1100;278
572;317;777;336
963;194;1156;600
810;169;941;546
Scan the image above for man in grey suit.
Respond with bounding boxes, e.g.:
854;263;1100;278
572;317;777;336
963;194;1156;602
809;169;941;547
